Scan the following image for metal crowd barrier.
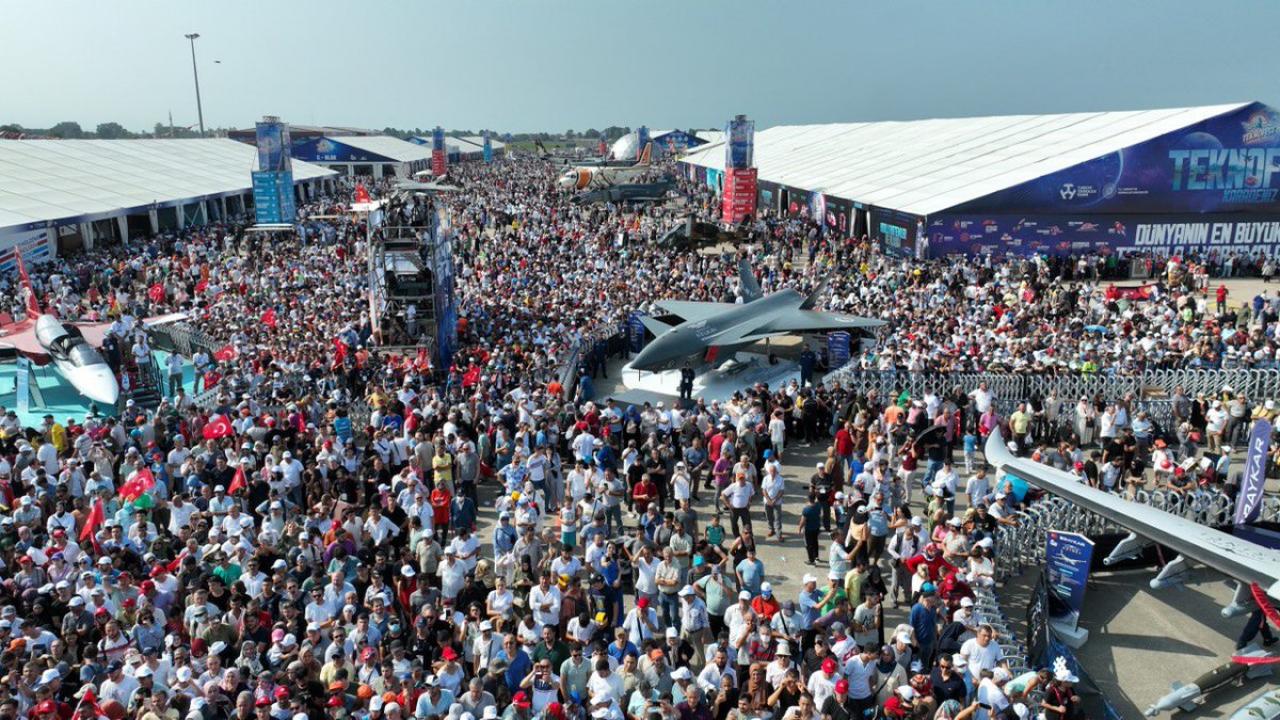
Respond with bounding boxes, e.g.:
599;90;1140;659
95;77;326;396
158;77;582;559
823;367;1280;406
992;487;1276;581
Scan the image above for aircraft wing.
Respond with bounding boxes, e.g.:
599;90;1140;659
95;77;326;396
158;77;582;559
0;321;47;361
654;300;737;321
984;428;1280;601
763;309;886;335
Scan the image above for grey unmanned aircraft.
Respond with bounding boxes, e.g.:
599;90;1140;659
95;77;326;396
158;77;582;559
631;260;885;371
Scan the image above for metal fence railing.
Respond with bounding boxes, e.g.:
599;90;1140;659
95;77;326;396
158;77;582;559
824;367;1280;405
991;486;1280;582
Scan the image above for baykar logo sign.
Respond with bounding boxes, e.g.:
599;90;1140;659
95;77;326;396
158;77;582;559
1059;183;1077;200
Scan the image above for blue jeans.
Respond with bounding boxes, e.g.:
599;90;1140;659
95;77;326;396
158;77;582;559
659;592;681;632
922;459;944;489
605;505;624;536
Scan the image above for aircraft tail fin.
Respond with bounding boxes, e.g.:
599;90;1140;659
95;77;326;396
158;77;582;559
14;246;41;320
636;142;652;166
800;278;828;310
640;316;673;337
737;259;762;302
534;139;549;158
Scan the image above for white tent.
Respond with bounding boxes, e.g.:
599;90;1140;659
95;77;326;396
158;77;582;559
0;138;335;232
678;103;1248;216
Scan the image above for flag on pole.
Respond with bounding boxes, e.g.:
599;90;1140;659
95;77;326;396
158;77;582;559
80;498;104;543
227;465;247;495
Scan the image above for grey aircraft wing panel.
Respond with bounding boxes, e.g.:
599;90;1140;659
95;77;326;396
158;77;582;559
764;309;887;335
985;428;1280;601
654;300;738;321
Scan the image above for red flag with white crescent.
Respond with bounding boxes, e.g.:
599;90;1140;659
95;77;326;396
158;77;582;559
260;308;277;329
202;413;234;440
214;345;237;362
148;282;165;303
119;467;156;502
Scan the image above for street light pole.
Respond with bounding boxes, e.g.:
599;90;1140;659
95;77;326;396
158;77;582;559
184;33;205;137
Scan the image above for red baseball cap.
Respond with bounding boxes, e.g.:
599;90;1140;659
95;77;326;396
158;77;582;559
255;696;271;707
822;658;837;674
835;679;849;694
441;646;458;661
35;700;57;714
513;692;532;709
636;597;649;609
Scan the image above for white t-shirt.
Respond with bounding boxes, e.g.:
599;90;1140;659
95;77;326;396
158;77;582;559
960;638;1004;681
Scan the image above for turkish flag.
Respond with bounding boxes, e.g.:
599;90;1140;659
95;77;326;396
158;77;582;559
260;308;277;329
227;465;247;495
355;184;371;204
195;278;209;294
119;467;156;501
80;498;104;543
148;282;165;303
214;345;237;362
202;413;234;440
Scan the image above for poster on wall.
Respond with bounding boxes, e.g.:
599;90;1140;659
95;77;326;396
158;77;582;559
822;196;852;237
872;207;918;257
952;102;1280;216
0;227;54;271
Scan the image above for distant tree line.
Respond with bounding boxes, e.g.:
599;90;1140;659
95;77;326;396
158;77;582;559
1;121;719;142
0;120;235;139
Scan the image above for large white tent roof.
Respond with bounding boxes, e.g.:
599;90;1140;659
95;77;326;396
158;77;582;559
328;135;432;163
0;138;335;231
679;103;1249;216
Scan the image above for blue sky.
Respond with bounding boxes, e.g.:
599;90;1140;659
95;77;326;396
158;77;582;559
3;0;1277;133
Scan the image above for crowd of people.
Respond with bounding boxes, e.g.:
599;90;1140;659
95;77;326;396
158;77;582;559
0;149;1273;720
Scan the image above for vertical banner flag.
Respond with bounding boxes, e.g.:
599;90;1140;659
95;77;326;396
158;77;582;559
628;312;648;354
636;126;650;159
722;115;757;225
252;117;296;224
483;131;493;164
598;138;608;157
1236;419;1273;525
1045;530;1095;630
432;126;447;176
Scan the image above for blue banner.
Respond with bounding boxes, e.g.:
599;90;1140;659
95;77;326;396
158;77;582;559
1236;419;1272;525
925;212;1280;258
252;170;295;224
827;331;851;369
433;212;457;366
628;312;648;354
636;126;649;159
290;137;385;163
725;116;754;169
483;131;493;163
953;102;1280;216
1045;530;1094;628
255;120;291;173
432;127;445;153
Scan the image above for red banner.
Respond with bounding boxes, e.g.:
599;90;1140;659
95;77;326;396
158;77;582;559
432;150;446;176
1104;284;1156;301
722;167;758;225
